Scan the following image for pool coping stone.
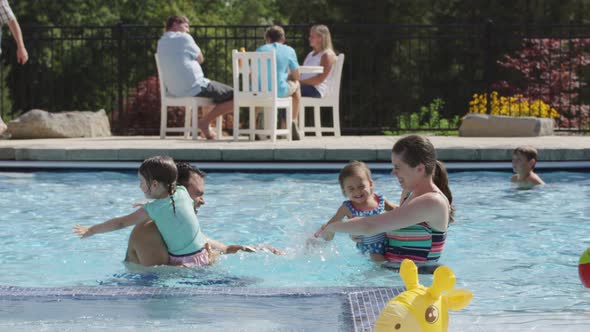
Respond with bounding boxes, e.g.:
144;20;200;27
0;135;588;162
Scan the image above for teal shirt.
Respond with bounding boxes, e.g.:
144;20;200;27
256;42;299;97
143;186;206;255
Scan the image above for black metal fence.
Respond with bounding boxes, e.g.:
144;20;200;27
2;23;590;134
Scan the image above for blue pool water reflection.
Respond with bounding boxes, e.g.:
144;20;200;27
1;170;589;330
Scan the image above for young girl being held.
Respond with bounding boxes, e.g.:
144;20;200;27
314;161;397;262
73;155;215;267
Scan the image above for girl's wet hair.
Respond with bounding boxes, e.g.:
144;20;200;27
139;156;178;214
392;135;454;222
338;160;372;192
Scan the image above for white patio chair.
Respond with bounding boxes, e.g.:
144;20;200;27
299;53;345;137
232;49;292;142
155;54;222;140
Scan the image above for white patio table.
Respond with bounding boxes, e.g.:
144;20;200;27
299;65;323;74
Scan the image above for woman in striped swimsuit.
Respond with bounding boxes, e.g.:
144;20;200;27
318;135;454;268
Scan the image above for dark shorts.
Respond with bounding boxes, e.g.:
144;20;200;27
301;84;321;98
196;80;233;103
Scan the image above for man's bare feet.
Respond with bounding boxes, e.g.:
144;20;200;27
198;125;217;140
291;122;302;141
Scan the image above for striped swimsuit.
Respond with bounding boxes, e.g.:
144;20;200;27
344;193;388;255
385;191;447;263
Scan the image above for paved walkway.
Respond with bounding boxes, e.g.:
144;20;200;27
0;135;588;162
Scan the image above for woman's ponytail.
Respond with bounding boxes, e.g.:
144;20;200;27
433;160;454;222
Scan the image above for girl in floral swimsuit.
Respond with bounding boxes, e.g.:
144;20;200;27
315;160;397;262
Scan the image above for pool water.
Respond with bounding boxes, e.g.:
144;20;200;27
1;170;589;330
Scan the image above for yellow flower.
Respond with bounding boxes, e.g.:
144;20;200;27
467;91;560;118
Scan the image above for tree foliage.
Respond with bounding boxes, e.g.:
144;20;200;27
12;0;285;26
3;0;590;131
493;39;590;129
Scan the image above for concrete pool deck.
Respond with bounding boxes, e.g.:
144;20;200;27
0;135;588;162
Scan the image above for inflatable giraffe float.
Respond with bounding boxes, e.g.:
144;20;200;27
375;259;472;332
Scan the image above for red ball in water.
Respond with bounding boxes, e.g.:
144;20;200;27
579;248;590;288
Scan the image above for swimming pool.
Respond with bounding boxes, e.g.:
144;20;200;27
1;170;589;331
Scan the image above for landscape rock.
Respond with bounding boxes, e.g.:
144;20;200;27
459;114;554;137
7;109;111;139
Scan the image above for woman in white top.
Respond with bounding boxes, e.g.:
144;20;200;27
299;25;337;98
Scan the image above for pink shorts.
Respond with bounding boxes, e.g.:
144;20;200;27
168;248;209;267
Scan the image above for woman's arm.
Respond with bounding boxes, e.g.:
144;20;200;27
323;193;448;236
314;204;351;240
384;199;399;211
74;208;151;238
299;51;336;86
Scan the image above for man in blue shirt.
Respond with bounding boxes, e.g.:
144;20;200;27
256;25;302;140
157;16;233;140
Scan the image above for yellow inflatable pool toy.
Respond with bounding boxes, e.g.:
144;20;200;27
375;259;472;332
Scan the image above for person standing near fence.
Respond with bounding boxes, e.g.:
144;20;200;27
0;0;28;136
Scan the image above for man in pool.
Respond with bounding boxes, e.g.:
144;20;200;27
125;162;284;266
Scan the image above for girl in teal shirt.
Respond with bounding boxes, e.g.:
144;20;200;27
74;156;213;267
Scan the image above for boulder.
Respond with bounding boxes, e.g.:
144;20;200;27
459;114;554;137
0;117;6;136
7;109;111;139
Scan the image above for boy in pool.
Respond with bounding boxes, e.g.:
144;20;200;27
511;146;545;187
314;161;397;262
